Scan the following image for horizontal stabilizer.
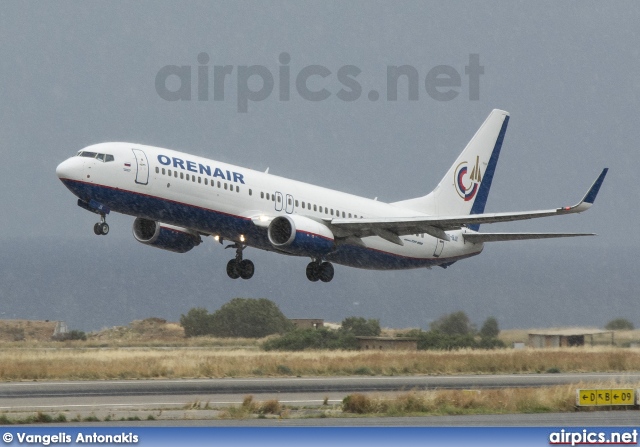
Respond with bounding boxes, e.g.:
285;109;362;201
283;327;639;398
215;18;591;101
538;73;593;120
464;232;595;243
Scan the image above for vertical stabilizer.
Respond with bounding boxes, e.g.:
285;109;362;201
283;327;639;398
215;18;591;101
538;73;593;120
392;109;509;229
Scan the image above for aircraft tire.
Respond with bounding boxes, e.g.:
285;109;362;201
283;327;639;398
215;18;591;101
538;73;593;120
239;259;255;280
319;262;334;282
226;259;240;279
306;262;320;282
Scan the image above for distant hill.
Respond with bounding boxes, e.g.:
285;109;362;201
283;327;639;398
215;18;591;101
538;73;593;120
0;320;58;342
91;317;185;342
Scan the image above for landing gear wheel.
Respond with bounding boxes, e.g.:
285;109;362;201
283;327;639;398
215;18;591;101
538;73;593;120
319;262;334;283
306;262;320;282
93;222;109;235
238;259;255;280
226;259;240;279
225;243;254;280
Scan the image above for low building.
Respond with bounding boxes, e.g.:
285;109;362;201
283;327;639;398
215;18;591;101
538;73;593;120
289;319;324;330
528;328;614;348
356;336;418;351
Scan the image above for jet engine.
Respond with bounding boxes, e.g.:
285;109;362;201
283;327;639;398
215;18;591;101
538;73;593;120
267;214;334;256
132;218;201;253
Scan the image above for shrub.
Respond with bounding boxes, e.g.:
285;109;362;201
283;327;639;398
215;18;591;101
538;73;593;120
262;328;358;351
430;311;475;336
341;317;381;336
605;318;634;330
342;394;374;414
181;299;292;338
210;298;293;338
180;308;214;337
479;317;500;339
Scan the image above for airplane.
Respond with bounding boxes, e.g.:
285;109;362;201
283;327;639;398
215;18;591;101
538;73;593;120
56;109;607;282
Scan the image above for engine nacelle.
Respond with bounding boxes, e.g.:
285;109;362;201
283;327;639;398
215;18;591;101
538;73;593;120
267;214;335;256
132;218;200;253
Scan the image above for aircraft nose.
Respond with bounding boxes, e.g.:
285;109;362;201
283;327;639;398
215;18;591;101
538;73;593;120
56;157;79;180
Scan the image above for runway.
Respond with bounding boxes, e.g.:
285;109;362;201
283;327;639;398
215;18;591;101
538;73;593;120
2;373;638;425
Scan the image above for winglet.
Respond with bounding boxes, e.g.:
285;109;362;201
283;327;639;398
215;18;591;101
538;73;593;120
582;168;608;204
562;168;608;213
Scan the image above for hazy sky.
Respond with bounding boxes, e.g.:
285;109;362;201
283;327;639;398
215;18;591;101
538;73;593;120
1;1;638;331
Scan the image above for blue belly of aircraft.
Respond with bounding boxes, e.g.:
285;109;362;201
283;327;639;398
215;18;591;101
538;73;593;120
60;179;474;270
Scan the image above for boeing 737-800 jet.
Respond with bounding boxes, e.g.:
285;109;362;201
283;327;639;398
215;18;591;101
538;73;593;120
56;109;607;282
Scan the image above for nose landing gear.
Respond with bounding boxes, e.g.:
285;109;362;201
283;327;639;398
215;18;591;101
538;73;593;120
225;243;254;280
77;199;111;236
93;215;109;236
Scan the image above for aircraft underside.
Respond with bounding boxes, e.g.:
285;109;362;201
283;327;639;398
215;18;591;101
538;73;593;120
60;178;469;281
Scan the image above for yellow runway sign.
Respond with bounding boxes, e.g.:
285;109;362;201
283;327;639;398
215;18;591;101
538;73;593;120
577;389;636;406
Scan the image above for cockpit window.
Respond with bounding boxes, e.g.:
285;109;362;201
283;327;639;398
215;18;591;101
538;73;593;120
76;151;114;162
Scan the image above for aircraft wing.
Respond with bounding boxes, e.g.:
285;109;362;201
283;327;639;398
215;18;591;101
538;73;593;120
462;232;595;243
327;168;607;245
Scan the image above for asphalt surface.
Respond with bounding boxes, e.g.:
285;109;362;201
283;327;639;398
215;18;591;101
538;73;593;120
2;372;640;398
2;373;639;426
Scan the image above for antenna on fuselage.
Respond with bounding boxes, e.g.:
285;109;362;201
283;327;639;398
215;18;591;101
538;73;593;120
265;167;270;174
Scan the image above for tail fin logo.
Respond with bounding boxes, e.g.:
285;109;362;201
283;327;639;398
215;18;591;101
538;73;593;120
454;156;482;201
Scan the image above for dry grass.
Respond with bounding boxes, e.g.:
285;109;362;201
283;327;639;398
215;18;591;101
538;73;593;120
0;346;639;381
341;382;612;416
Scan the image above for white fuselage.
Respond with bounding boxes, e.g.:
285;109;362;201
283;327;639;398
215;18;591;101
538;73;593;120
56;142;483;270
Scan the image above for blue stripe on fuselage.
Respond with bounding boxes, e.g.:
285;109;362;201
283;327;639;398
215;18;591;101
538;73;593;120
60;179;472;270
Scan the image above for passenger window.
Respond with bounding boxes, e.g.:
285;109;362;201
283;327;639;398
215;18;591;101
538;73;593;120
155;167;159;174
186;174;190;181
342;212;345;218
249;189;252;196
319;206;322;213
162;168;166;175
174;171;178;178
204;178;208;185
198;177;201;183
272;195;276;202
217;181;221;188
313;205;317;211
168;169;172;176
266;193;270;200
180;172;184;179
349;213;352;218
301;202;305;208
331;209;334;215
261;192;264;199
224;183;227;190
295;200;298;207
105;154;114;162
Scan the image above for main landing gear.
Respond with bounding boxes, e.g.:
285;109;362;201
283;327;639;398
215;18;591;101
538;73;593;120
93;214;109;236
225;243;254;280
306;260;334;283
